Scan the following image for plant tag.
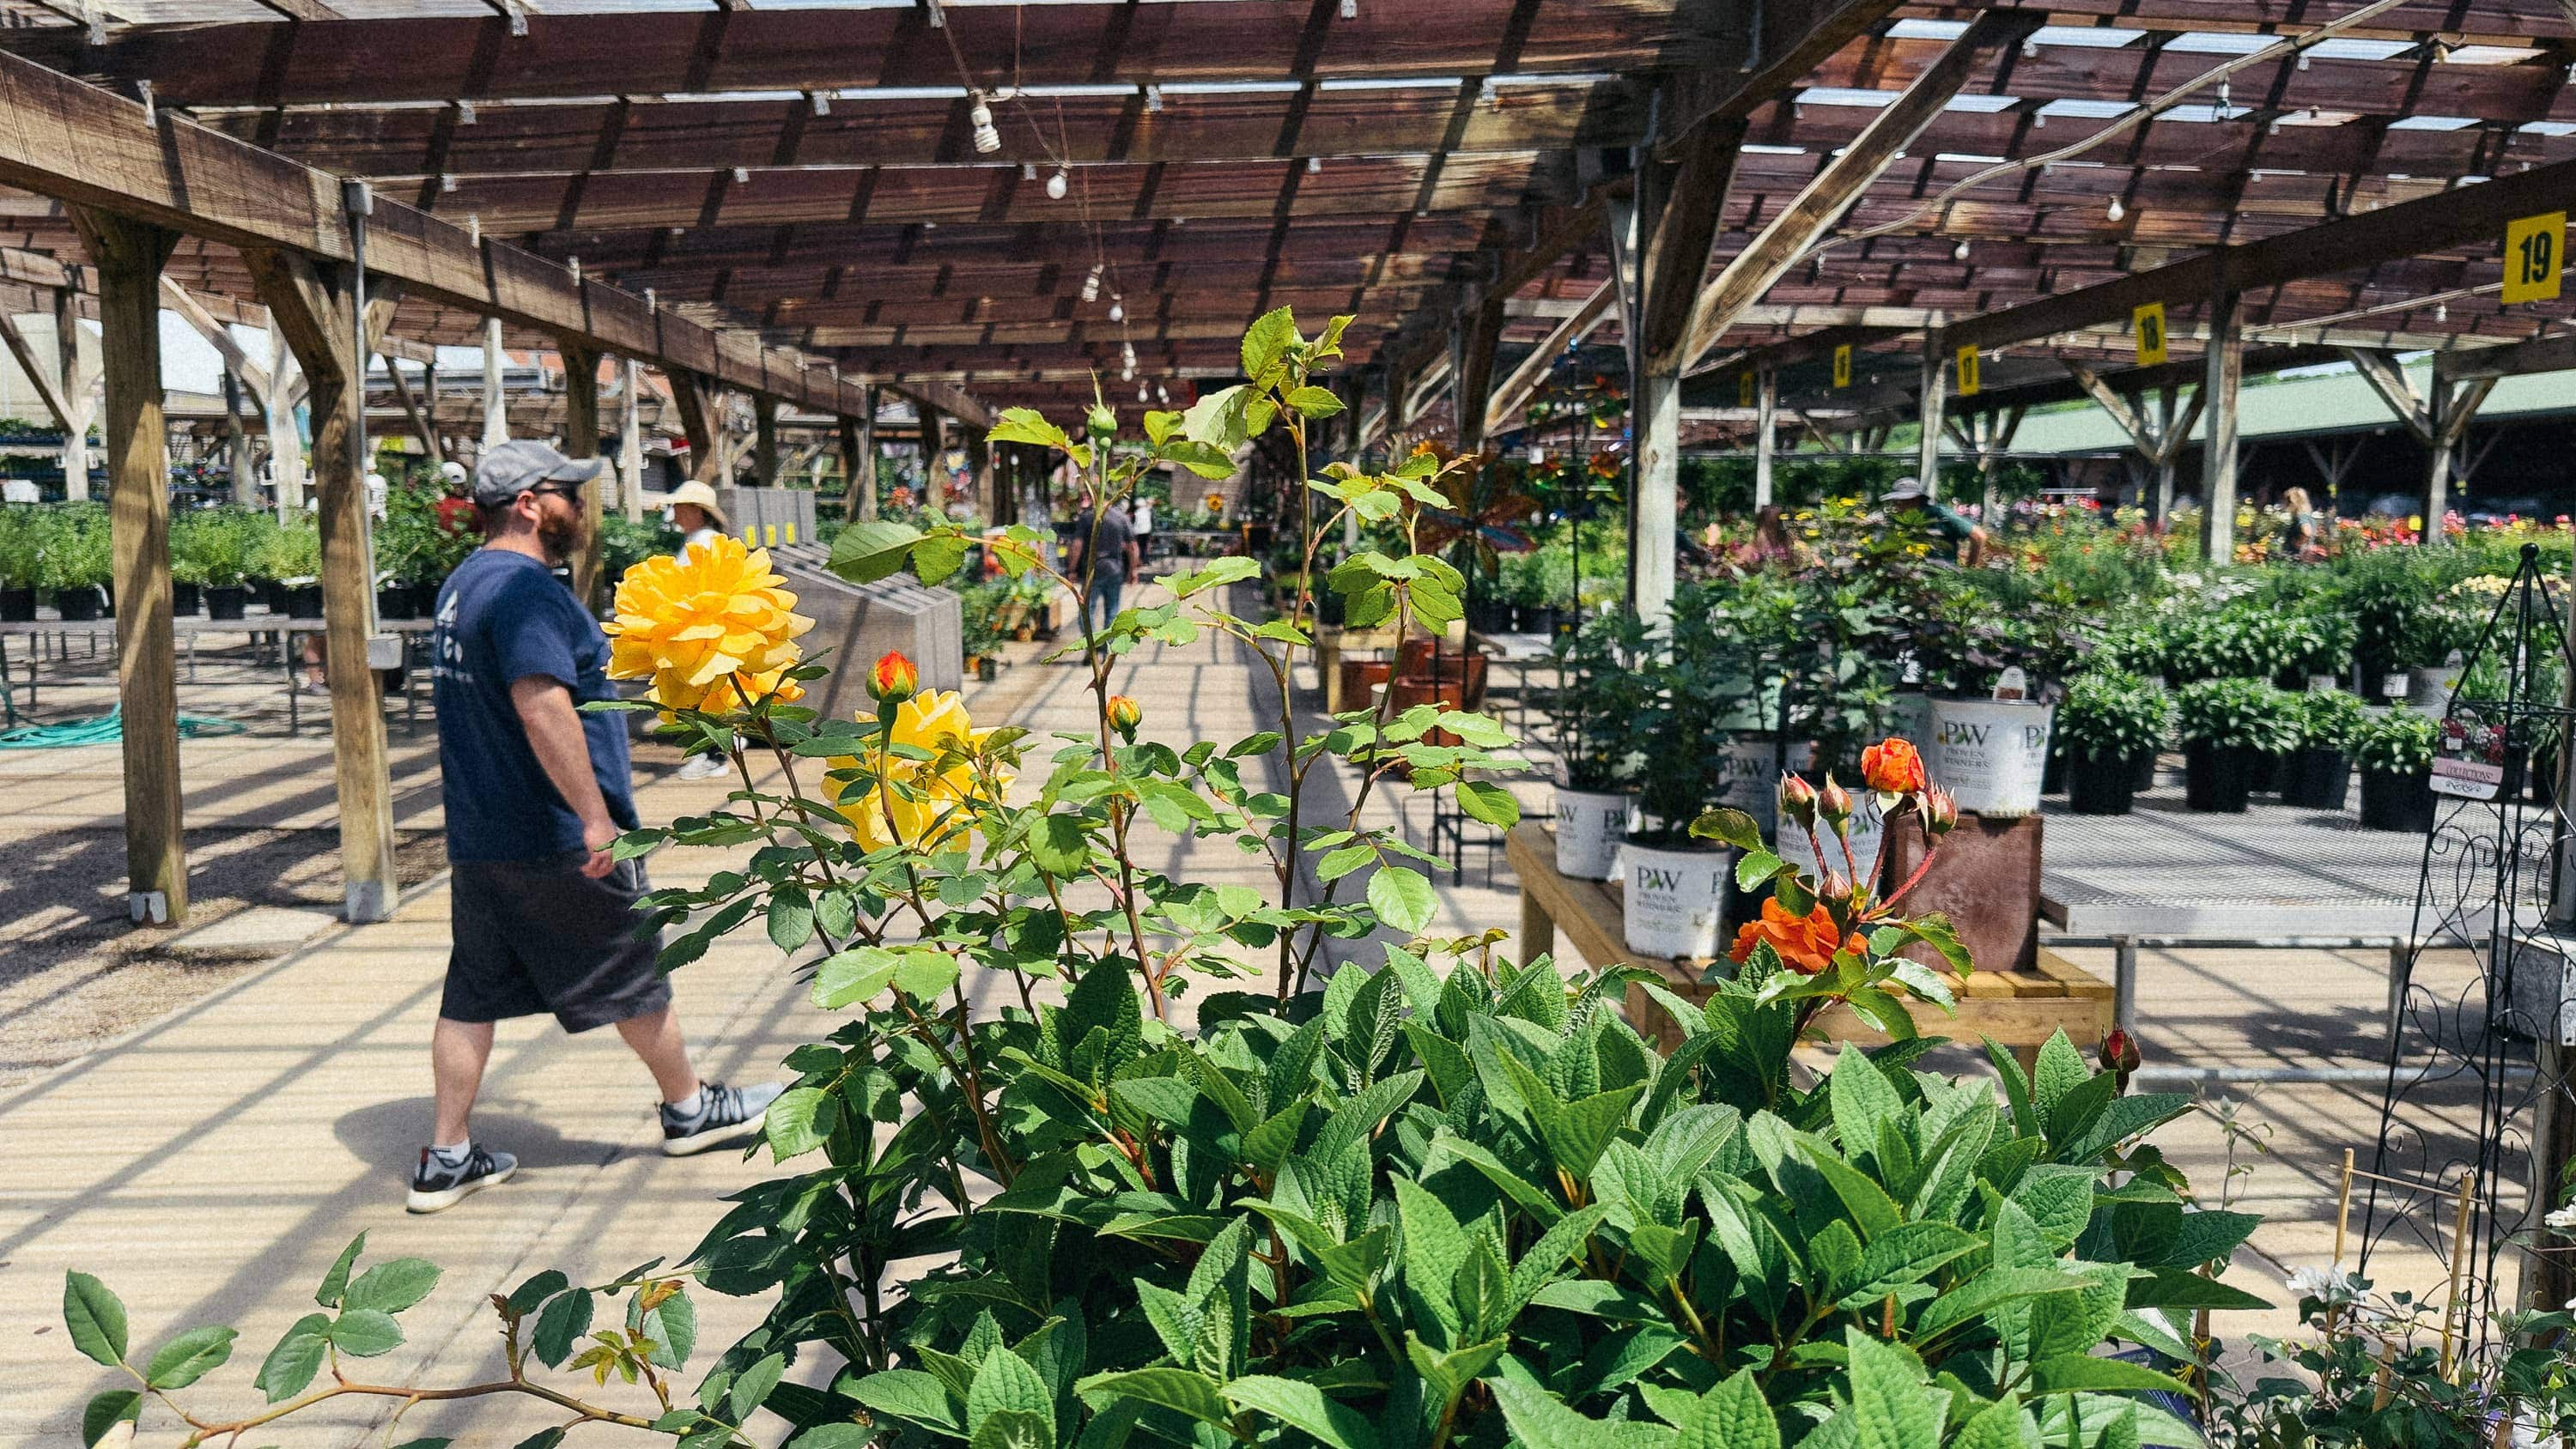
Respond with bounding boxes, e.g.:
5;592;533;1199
2430;705;2505;801
1992;667;2028;701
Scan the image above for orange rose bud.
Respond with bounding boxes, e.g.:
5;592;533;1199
1923;785;1959;835
869;650;919;704
1106;694;1143;741
1860;737;1929;795
1728;897;1851;976
1778;773;1818;830
1817;773;1853;826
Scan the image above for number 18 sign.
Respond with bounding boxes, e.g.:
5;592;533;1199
2504;211;2564;305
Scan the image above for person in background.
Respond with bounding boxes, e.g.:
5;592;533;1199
655;480;736;779
2279;485;2325;561
658;480;728;560
415;439;781;1213
1072;492;1140;643
1127;493;1155;566
1730;504;1805;572
434;460;478;537
1882;476;1987;566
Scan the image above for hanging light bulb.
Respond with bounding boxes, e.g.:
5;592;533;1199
1109;297;1124;322
969;91;1001;154
1047;166;1069;200
2436;301;2450;323
1121;341;1138;371
1156;384;1170;404
1022;162;1037;180
2105;195;2125;222
1081;264;1103;302
1138;383;1150;403
1952;239;1970;261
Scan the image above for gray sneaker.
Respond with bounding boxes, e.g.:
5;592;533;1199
406;1142;517;1213
659;1081;785;1156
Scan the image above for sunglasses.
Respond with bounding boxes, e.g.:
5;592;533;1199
524;482;586;503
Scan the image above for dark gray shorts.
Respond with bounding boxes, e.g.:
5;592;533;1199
441;853;671;1033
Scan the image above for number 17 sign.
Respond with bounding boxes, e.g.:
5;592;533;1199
2504;211;2564;305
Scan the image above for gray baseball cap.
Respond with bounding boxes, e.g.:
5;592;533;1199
473;439;605;507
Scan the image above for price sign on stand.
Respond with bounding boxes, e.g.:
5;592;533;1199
1738;371;1755;408
1954;344;1981;397
1832;344;1852;389
2504;211;2565;305
2133;301;2168;366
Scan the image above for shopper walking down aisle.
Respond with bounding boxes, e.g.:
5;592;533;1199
657;480;735;779
416;440;781;1213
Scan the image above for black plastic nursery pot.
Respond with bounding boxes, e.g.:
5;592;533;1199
2359;768;2436;833
171;582;202;616
256;578;288;614
205;585;247;621
2182;741;2260;813
2064;750;2139;815
2279;747;2354;810
288;585;325;619
0;585;33;621
54;585;104;621
2040;746;2069;797
375;584;416;621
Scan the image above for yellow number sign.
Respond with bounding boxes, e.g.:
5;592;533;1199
1832;344;1852;389
765;523;779;547
1738;372;1755;408
2133;301;2168;366
2504;211;2565;305
1954;344;1981;397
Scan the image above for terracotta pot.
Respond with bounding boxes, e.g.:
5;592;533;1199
1338;657;1391;708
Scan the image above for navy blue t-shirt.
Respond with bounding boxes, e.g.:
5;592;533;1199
431;549;638;862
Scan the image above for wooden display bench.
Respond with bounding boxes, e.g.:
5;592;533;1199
1314;619;1467;712
1503;822;2111;1065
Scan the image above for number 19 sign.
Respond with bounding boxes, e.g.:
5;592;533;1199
2504;211;2564;306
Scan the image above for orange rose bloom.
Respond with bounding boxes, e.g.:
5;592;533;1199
1860;737;1928;794
1728;898;1851;976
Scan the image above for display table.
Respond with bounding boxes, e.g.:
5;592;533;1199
1504;822;2112;1065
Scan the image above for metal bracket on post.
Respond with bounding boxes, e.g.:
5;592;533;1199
127;890;168;925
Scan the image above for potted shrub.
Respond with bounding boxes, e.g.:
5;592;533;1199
2281;687;2366;809
2178;676;2300;813
1548;610;1650;881
2057;670;2172;815
1620;612;1760;959
186;508;255;619
0;506;35;621
2355;706;2439;831
42;503;112;621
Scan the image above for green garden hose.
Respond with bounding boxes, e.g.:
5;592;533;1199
0;704;246;749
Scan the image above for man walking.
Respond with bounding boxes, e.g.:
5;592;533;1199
1072;493;1140;641
416;440;778;1213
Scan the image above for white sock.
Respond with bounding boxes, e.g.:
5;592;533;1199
428;1140;472;1164
665;1086;706;1114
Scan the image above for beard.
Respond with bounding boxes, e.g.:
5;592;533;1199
536;508;583;565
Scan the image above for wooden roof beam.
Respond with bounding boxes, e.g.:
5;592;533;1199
1672;8;2043;373
2435;329;2576;383
0;49;970;423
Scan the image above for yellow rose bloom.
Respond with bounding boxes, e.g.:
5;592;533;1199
830;689;1005;851
604;536;815;716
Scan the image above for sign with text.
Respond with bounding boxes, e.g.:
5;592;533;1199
1739;371;1756;408
2504;211;2565;305
2133;301;2168;366
1832;344;1853;389
1954;344;1982;397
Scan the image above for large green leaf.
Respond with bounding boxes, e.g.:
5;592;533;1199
1077;1367;1230;1428
1224;1374;1384;1449
255;1314;332;1404
1366;865;1437;936
1679;1369;1778;1449
829;518;926;584
327;1309;404;1358
143;1326;237;1390
965;1349;1056;1445
2026;1355;2191;1396
340;1258;440;1315
1490;1378;1675;1449
1844;1331;1939;1449
854;1369;966;1437
82;1391;142;1448
315;1233;368;1309
62;1272;128;1367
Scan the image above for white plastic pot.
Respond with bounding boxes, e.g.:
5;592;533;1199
1716;734;1815;843
1619;840;1732;960
1777;789;1889;888
2409;664;2465;712
1552;786;1634;882
1929;698;2056;818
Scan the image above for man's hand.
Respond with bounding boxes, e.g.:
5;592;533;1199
580;816;619;878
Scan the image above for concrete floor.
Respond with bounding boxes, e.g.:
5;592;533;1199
0;590;2518;1443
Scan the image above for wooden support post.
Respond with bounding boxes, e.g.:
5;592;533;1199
965;427;993;522
2200;288;2244;566
1753;364;1777;510
246;246;398;923
221;369;256;497
54;286;94;500
667;371;722;485
1628;106;1738;627
618;358;643;522
920;402;948;503
853;382;879;521
561;342;605;606
2423;373;2497;543
1917;333;1947;499
1452;290;1505;457
385;356;440;464
480;315;507;450
73;209;185;924
2154;384;2179;524
752;392;779;488
264;316;305;517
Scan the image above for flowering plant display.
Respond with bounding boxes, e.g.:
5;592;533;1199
57;313;2269;1449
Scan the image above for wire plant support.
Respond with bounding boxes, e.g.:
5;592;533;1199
2365;541;2576;1356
